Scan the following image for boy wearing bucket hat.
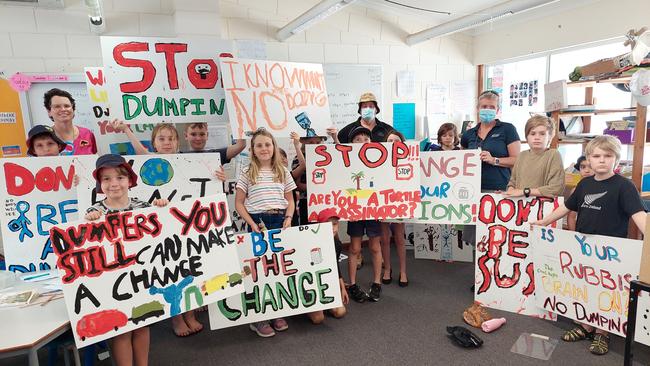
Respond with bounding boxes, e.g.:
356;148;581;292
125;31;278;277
337;92;392;143
84;154;168;365
26;125;67;157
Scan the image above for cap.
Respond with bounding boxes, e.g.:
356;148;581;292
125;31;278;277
631;69;650;106
357;92;380;114
26;125;66;156
348;125;372;142
92;154;138;194
317;208;339;223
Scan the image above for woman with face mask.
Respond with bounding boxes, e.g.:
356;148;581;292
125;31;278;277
337;92;393;143
460;90;521;192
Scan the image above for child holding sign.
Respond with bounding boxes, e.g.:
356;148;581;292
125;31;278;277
532;135;647;355
503;115;564;198
235;128;296;337
380;130;408;287
84;154;169;366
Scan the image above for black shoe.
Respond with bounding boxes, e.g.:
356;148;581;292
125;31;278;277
368;283;381;302
399;280;409;287
348;284;369;303
382;270;392;285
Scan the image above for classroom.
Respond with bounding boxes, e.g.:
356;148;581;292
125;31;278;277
1;0;650;365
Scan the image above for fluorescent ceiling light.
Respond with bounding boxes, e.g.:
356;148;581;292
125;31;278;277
406;0;560;45
276;0;356;41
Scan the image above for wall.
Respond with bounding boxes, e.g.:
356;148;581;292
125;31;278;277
0;0;476;133
473;0;650;65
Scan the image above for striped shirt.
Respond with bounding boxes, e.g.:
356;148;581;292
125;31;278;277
236;167;296;214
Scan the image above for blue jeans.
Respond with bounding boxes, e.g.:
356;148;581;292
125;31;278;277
249;211;285;230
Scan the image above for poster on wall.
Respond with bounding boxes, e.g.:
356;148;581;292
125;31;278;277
74;153;223;210
100;36;233;124
306;142;421;222
0;156;78;272
220;58;332;139
208;223;343;329
509;80;539;107
474;193;560;318
411;150;481;225
412;224;472;262
51;195;243;347
532;227;650;344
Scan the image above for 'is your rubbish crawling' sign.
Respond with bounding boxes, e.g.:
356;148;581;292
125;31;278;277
306;141;421;222
100;36;233;124
51;195;243;348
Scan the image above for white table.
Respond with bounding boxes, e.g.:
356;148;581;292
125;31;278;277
0;296;71;366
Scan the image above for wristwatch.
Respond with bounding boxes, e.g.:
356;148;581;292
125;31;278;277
494;157;500;166
524;188;531;198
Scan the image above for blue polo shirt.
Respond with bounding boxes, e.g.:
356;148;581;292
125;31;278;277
460;120;520;191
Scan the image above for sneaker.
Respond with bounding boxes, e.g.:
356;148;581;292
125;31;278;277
348;284;369;303
249;321;275;337
368;282;381;302
271;318;288;332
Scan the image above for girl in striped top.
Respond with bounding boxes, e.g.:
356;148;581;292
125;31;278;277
235;128;296;338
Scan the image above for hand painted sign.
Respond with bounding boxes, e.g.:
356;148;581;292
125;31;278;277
51;195;242;347
306;142;421;222
411;150;480;224
100;36;233;124
532;227;648;342
222;178;248;233
84;67;155;155
220;58;331;138
208;223;342;329
74;153;223;210
412;224;472;262
0;156;78;272
475;193;560;318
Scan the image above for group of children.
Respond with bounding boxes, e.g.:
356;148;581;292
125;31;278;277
19;86;647;364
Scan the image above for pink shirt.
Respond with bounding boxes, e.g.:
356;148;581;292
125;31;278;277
60;126;97;156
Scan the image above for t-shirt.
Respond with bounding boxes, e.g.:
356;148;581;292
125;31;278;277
507;149;565;197
180;147;230;164
236;167;297;214
460;120;520;191
60;126;97;156
337;117;393;143
86;198;151;215
565;174;645;238
334;236;343;279
425;144;460;152
291;156;307;199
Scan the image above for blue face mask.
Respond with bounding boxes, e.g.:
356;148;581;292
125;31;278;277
478;109;497;123
361;107;375;121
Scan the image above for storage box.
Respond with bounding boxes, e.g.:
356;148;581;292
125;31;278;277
579;53;634;78
604;128;634;144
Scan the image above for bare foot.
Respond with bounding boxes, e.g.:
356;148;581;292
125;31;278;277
183;310;204;333
400;272;408;283
172;315;192;337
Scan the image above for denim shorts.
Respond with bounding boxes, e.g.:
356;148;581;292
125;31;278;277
347;220;381;238
249;211;286;230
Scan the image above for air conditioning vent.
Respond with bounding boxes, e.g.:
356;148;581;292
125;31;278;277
0;0;65;8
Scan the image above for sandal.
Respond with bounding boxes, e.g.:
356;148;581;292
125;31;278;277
562;325;593;342
588;333;609;355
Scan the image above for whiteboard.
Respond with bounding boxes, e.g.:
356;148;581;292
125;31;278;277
323;64;382;129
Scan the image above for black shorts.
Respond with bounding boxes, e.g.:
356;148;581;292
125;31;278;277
347;220;381;238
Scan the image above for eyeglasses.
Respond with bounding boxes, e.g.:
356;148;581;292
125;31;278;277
479;90;500;98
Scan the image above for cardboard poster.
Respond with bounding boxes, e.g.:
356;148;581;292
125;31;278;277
208;223;342;329
74;153;223;211
411;150;481;225
474;193;560;318
306;142;421;222
83;67;155;155
220;58;331;138
51;195;242;347
100;36;233;124
412;224;472;262
532;227;649;342
0;156;79;272
222;178;247;233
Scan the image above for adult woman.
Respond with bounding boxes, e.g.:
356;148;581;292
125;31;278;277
44;88;97;155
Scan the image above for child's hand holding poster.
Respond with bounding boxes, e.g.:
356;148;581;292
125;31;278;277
208;223;342;329
51;195;242;347
306;142;421;222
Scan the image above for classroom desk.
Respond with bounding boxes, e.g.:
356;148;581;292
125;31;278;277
0;297;71;366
